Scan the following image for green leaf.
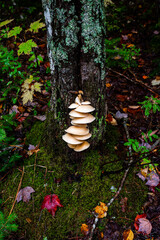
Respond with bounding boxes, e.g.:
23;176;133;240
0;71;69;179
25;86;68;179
0;19;14;28
18;40;37;55
8;26;22;38
28;19;45;33
0;129;6;141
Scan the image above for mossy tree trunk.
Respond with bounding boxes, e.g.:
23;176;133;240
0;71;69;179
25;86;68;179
42;0;107;146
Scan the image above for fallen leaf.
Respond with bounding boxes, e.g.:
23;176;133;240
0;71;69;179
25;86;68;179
116;94;127;102
81;223;89;236
120;197;128;212
138;218;152;235
115;111;128;119
106;83;111;87
142;75;148;80
17;186;35;203
146;171;160;187
34;115;46;121
134;213;147;231
128;106;140;109
41;194;63;216
26;218;32;223
94;202;108;218
123;229;134;240
28;144;40;156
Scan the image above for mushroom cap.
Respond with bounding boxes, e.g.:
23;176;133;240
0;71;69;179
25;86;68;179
65;126;89;135
82;101;91;105
71;114;95;124
74;133;91;140
69;110;87;118
75;96;81;105
75;105;95;113
68;143;76;149
62;133;82;144
68;103;79;109
74;141;90;152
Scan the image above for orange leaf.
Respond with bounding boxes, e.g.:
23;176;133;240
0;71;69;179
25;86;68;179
81;224;89;235
127;44;134;48
142;75;148;80
123;229;134;240
106;83;111;88
94;202;108;218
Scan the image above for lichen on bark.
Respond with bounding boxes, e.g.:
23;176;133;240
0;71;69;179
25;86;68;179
42;0;107;145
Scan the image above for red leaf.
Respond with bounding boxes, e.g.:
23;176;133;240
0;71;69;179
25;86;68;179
41;194;63;216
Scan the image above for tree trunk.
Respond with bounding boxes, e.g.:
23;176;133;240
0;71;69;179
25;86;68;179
42;0;107;148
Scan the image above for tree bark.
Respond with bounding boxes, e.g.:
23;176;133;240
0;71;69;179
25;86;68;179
42;0;107;146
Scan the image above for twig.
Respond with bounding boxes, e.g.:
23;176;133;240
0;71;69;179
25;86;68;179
109;68;159;96
9;166;24;216
89;118;133;239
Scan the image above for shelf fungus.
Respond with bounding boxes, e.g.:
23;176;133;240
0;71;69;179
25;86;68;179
62;91;95;152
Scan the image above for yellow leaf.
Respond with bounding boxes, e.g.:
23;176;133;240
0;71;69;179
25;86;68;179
21;90;34;105
141;167;148;177
123;229;134;240
34;82;42;92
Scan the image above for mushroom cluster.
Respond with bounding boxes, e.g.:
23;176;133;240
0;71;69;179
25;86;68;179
62;91;95;152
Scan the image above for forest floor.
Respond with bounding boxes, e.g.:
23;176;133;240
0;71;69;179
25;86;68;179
0;1;160;240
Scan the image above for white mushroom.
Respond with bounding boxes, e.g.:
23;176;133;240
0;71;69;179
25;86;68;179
74;133;91;140
75;105;95;113
69;110;88;118
65;126;89;135
82;101;91;105
71;114;95;124
68;103;79;109
75;95;82;105
68;143;77;149
62;133;82;145
74;141;90;152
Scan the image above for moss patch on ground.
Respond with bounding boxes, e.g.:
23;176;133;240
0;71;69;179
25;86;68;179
1;122;148;239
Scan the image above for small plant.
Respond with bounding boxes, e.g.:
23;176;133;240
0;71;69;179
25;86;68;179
124;130;159;170
0;211;18;240
105;38;140;69
139;96;160;117
0;45;25;104
0;113;22;172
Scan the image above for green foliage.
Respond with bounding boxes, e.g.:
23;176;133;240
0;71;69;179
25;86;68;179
105;38;140;69
0;19;14;28
0;113;22;172
8;26;22;38
139;96;160;117
0;211;18;240
28;52;43;68
28;19;45;33
0;45;25;103
124;131;159;170
18;39;38;55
